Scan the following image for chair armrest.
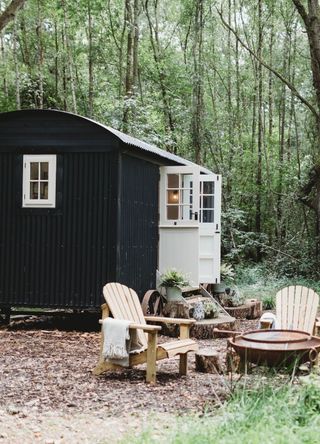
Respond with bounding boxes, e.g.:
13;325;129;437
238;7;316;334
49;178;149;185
144;315;196;325
98;319;161;332
101;303;110;320
316;317;320;325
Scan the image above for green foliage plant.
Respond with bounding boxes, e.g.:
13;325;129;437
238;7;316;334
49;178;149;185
159;269;189;288
220;263;235;283
203;300;219;319
262;294;276;310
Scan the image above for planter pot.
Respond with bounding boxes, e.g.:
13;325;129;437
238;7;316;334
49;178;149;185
212;282;226;294
165;286;184;302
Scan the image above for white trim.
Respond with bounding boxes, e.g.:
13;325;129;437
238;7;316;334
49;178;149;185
22;155;57;208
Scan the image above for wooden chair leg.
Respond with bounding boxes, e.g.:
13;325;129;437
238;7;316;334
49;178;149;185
179;353;188;376
179;323;190;375
146;331;157;383
92;360;112;376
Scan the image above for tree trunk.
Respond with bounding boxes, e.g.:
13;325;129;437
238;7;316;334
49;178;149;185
88;0;94;117
292;0;320;256
54;20;59;99
13;17;20;109
255;0;263;246
0;28;8;98
191;0;204;164
122;0;134;131
36;0;44;109
62;0;77;113
145;0;176;151
0;0;26;32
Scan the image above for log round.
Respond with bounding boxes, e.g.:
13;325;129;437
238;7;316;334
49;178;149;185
224;299;262;320
161;315;237;339
195;349;223;374
162;301;190;319
191;316;237;339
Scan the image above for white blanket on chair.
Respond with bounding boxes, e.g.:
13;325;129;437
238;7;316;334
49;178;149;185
102;318;146;367
102;318;131;367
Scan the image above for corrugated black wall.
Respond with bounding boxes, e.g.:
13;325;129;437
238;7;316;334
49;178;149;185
117;154;159;298
0;151;117;308
0;110;162;309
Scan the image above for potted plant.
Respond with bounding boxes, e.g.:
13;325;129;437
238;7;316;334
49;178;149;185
159;269;189;302
212;263;235;294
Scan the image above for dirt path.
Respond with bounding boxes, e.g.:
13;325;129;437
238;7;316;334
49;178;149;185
0;409;178;444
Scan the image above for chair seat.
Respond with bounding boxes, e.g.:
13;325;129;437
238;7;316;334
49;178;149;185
159;339;198;358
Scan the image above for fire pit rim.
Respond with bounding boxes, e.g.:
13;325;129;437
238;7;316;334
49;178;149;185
228;328;320;367
237;329;312;344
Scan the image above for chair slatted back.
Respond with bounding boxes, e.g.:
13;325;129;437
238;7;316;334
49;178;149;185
103;282;148;348
276;285;319;334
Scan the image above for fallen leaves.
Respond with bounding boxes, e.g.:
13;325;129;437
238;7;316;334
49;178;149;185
0;315;259;419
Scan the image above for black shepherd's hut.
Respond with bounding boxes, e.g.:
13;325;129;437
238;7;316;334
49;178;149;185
0;109;221;314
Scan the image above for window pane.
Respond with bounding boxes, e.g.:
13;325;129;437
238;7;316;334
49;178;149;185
40;182;48;199
30;182;38;199
181;174;193;189
180;205;192;220
203;182;214;194
167;190;179;204
167;205;179;220
203;196;214;209
30;162;39;180
40;162;49;180
182;189;192;205
167;174;179;188
202;210;214;223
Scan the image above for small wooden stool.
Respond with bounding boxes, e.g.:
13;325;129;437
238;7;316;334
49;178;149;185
195;348;223;374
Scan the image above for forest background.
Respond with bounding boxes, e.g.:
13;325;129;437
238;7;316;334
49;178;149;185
1;0;320;281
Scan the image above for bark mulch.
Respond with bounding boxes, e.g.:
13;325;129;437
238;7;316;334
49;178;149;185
0;315;258;416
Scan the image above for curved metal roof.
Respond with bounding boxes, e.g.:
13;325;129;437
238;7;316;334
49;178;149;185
0;109;214;174
79;114;213;174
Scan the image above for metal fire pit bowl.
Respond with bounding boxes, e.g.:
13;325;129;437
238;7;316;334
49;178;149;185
228;329;320;367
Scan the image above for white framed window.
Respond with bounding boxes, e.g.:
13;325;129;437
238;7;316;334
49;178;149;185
22;155;57;208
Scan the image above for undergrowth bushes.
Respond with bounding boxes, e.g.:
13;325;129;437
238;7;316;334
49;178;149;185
233;264;320;300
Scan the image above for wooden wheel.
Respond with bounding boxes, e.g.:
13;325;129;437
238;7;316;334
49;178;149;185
141;290;165;316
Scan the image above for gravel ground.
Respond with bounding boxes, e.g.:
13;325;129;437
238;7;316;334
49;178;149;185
0;315;258;443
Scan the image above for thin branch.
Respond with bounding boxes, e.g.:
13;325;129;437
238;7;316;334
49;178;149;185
291;0;308;25
259;243;304;263
216;7;319;120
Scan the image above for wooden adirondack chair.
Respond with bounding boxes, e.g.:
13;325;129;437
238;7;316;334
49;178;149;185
93;283;199;383
261;286;319;334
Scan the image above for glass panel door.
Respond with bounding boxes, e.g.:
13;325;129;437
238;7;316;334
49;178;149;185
199;180;214;223
160;166;199;226
166;173;193;221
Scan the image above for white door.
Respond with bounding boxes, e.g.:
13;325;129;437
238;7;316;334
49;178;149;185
198;174;221;283
159;166;221;286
